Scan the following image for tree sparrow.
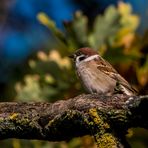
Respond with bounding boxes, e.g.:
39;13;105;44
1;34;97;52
69;47;137;96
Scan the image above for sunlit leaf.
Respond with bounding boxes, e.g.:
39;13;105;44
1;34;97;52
89;5;120;49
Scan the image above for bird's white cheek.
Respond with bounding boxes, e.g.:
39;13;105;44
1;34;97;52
75;56;83;67
76;61;81;68
83;55;99;62
76;58;80;67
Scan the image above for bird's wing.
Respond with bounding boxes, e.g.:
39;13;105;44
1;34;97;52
96;56;137;95
113;73;138;95
95;56;118;75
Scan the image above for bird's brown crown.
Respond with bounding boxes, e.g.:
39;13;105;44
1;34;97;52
76;47;98;56
69;47;98;60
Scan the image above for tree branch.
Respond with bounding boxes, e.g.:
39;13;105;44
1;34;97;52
0;94;148;148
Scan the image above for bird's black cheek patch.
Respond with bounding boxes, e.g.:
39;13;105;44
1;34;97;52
79;56;86;61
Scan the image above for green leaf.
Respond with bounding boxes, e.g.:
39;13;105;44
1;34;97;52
89;5;120;49
73;11;88;45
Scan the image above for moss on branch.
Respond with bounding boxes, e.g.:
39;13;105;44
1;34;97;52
0;94;148;148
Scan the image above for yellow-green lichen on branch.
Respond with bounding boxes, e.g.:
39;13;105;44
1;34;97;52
9;113;19;120
96;133;118;148
88;108;110;131
8;113;31;126
87;108;119;148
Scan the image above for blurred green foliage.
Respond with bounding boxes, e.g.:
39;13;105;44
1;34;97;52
2;2;148;148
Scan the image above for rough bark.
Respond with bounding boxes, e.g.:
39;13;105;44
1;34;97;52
0;94;148;148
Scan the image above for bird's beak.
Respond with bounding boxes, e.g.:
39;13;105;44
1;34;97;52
68;54;76;60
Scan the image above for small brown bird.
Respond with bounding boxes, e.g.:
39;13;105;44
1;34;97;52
69;47;137;96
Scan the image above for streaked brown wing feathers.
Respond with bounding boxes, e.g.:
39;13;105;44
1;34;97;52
96;56;137;94
96;56;117;74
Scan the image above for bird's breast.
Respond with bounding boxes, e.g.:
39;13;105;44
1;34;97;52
76;62;116;94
